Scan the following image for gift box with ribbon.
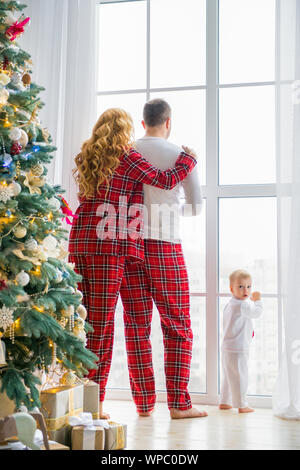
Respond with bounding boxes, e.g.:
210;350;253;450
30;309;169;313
83;380;100;419
105;421;127;450
40;384;84;445
69;412;108;450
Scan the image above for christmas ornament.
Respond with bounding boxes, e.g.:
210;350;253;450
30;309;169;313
76;289;84;301
77;305;87;321
59;195;78;225
0;72;10;86
2;153;12;167
18;129;28;148
0;305;14;332
11;181;21;196
30;163;44;177
0;183;13;203
11;142;22;155
16;270;30;287
42;128;50;143
0;280;7;291
10;72;22;86
4;11;17;26
13;225;27;238
24;238;38;251
22;73;31;86
48;197;61;211
54;270;63;283
12;248;41;265
0;340;7;367
59;371;77;386
0;88;9;107
6;16;31;42
42;235;57;251
23;171;45;195
9;127;22;141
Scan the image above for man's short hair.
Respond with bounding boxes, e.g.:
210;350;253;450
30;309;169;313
143;99;171;127
229;269;252;285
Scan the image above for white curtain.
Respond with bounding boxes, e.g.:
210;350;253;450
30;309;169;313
19;0;98;210
273;0;300;419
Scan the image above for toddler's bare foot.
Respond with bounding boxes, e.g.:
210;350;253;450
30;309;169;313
239;407;254;413
100;402;110;419
170;407;208;419
138;409;154;417
219;404;233;410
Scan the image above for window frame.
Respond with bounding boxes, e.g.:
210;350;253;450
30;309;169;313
97;0;281;408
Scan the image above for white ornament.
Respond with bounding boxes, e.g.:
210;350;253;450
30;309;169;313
0;305;14;332
54;271;63;283
0;340;7;367
9;128;22;142
0;73;10;86
10;72;22;85
0;184;13;203
3;153;12;166
42;235;57;251
75;289;83;301
4;12;17;26
48;197;61;211
16;270;30;287
0;88;9;106
11;182;22;196
18;129;28;148
13;225;27;238
77;305;87;321
24;238;38;251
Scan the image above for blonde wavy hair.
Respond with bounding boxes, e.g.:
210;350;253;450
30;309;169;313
73;108;134;199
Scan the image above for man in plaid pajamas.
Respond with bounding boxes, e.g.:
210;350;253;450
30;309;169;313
120;99;207;419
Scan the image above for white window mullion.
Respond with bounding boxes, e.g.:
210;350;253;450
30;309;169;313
206;0;219;403
146;0;151;101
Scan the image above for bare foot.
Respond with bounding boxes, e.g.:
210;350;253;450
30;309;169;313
170;407;208;419
219;404;233;410
138;409;154;417
239;407;255;413
100;402;110;419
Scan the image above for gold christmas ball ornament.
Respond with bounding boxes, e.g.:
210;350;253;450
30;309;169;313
76;305;87;321
30;163;44;177
59;371;77;386
13;225;27;238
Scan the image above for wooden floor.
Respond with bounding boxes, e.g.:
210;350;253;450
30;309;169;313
105;400;300;450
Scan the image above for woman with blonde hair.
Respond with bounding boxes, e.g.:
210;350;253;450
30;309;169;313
69;108;197;418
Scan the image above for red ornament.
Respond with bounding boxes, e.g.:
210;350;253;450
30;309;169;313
0;280;7;291
5;17;30;42
11;142;22;155
59;195;78;226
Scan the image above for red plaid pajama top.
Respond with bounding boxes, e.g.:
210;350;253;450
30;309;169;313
69;148;197;259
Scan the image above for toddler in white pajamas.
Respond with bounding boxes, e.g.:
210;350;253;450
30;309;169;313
219;269;263;413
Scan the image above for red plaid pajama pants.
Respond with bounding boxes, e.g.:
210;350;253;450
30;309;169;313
69;254;126;402
120;240;193;412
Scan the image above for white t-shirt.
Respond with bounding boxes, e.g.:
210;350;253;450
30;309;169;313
221;296;263;353
135;136;203;242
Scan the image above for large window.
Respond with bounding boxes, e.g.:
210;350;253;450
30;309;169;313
98;0;278;405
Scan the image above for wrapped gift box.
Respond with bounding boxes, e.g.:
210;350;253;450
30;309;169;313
71;425;105;450
104;422;127;450
40;384;83;445
83;380;99;419
40;442;70;451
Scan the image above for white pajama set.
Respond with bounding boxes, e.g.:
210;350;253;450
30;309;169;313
220;297;263;408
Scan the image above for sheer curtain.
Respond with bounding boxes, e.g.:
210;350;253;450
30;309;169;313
20;0;98;209
273;0;300;419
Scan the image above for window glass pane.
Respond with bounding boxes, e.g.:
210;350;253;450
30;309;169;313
181;201;206;294
219;0;275;84
219;86;275;185
150;0;206;88
150;90;206;185
98;2;147;91
219;197;277;294
97;93;147;140
219;297;278;396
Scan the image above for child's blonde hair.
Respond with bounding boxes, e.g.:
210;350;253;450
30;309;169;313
229;269;252;285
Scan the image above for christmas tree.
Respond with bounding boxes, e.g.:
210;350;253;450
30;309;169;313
0;1;97;410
